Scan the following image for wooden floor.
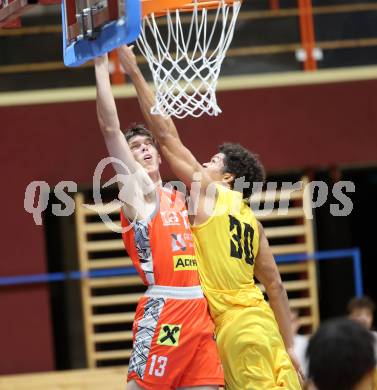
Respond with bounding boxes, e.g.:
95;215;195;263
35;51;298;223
0;367;127;390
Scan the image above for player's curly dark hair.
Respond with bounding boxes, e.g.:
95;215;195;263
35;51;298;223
123;123;157;148
219;143;265;199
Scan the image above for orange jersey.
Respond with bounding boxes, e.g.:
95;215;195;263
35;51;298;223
120;187;223;388
121;187;200;287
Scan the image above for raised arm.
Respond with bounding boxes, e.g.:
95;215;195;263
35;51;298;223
254;222;305;384
117;45;211;190
95;54;138;174
94;54;156;219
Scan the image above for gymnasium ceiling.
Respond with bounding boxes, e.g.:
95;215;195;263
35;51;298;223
1;0;377;93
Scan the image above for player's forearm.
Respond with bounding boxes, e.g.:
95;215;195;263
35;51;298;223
128;68;179;144
95;61;121;133
266;284;294;350
95;59;139;176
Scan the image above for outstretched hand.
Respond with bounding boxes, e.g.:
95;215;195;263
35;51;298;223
118;45;138;76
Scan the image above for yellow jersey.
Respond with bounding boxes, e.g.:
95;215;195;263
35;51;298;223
192;184;302;390
192;184;264;321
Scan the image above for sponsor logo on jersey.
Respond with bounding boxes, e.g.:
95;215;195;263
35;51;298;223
173;255;198;271
157;324;182;346
160;211;181;226
171;233;187;252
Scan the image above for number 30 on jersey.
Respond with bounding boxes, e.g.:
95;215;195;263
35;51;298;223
229;215;255;265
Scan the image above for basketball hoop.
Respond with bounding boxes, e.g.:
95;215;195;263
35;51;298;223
137;0;242;118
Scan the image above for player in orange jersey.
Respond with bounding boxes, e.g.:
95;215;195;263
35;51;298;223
94;54;223;390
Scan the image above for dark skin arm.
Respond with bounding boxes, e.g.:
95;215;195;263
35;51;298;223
254;221;305;386
117;45;212;190
118;44;221;225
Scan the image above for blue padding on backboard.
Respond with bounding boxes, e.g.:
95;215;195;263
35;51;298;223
62;0;141;67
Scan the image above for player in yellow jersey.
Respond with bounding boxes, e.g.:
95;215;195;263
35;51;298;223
119;45;303;390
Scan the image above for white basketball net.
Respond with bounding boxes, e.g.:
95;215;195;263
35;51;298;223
137;1;242;118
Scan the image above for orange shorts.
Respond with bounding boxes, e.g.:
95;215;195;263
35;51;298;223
127;293;224;389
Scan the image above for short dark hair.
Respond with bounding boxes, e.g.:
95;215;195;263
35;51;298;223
219;143;266;199
306;318;376;390
347;296;376;314
123;123;157;147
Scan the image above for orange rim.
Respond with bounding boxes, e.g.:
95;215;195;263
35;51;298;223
141;0;239;18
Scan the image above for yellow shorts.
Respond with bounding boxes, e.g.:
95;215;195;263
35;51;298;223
214;300;302;390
